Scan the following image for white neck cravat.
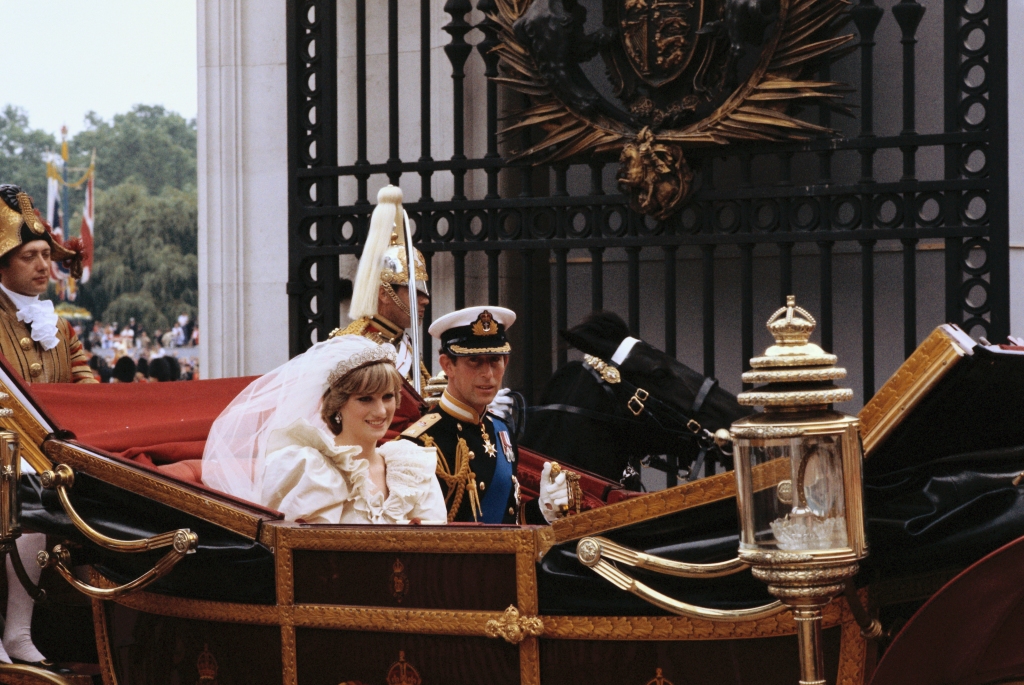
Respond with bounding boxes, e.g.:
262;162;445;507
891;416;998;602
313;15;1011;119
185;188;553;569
0;284;59;351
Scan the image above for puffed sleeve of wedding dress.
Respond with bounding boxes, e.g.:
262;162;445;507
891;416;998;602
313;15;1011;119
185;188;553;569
378;439;448;523
260;419;362;524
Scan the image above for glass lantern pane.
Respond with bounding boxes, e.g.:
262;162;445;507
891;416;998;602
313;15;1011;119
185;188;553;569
737;439;798;550
771;435;848;552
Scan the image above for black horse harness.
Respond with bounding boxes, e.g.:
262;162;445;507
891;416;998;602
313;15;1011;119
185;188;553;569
529;353;728;485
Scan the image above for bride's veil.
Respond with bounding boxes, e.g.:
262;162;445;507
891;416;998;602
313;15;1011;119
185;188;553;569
201;335;384;503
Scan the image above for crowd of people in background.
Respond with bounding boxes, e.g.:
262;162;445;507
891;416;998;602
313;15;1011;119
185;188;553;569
75;311;200;383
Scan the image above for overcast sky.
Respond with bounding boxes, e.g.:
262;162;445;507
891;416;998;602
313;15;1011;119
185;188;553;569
0;0;197;136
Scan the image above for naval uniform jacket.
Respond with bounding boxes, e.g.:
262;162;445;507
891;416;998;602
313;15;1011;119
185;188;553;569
0;290;95;384
401;391;543;524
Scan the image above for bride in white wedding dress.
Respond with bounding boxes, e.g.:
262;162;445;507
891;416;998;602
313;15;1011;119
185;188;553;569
202;335;445;524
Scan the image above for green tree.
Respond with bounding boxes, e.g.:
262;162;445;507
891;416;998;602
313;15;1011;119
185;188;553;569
0;104;198;330
0;106;58;203
76;183;198;332
71;105;197;195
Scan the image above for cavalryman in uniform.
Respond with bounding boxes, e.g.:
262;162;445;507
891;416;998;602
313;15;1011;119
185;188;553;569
0;184;92;673
331;185;432;435
401;306;570;524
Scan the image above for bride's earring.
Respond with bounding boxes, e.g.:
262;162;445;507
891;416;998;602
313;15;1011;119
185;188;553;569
334;413;343;429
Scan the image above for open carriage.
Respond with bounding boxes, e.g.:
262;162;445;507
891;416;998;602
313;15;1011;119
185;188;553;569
0;322;1023;685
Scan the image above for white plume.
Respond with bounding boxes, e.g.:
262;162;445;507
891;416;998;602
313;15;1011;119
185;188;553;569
348;185;404;320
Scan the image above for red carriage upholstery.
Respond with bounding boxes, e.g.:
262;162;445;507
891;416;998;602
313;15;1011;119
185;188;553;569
517;446;641;510
26;377;635;511
30;376;257;465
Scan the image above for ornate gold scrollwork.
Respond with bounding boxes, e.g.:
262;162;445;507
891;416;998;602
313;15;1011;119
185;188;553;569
492;0;854;218
730;425;804;440
577;537;785;621
484;605;544;645
38;532;197;600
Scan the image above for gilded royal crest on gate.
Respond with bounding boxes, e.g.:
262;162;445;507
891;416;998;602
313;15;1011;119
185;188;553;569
492;0;853;219
619;0;703;86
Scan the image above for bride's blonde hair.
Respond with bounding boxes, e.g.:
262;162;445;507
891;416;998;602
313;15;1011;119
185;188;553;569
320;361;403;435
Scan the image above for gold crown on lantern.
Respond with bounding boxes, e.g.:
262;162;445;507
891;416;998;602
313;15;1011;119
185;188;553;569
738;296;853;409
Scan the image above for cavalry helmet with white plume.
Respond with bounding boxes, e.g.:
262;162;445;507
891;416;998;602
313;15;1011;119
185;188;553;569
348;185;429;321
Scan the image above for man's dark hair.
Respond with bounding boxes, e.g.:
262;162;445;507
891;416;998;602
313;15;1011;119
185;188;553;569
112;356;137;383
148;357;172;382
88;354;112;383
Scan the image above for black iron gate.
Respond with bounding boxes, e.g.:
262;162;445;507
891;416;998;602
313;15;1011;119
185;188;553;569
286;0;1007;403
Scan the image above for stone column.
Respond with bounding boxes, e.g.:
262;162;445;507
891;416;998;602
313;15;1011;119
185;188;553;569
1010;0;1024;337
197;0;290;378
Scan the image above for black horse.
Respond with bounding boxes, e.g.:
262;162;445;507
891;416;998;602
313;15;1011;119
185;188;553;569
521;312;750;489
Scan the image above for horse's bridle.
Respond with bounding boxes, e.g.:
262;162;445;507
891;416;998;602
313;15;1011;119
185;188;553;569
529;353;728;483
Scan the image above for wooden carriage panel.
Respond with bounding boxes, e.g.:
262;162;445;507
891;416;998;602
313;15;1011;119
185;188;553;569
538;630;842;685
106;604;282;685
292;550;518;610
295;629;519;685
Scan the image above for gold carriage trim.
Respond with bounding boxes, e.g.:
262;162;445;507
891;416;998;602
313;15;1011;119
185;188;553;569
485;605;544;645
543;456;791;555
448;343;512;355
92;567;864;646
859;326;966;458
45;440;272;541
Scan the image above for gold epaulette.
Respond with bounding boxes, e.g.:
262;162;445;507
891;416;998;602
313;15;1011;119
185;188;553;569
329;318;370;339
401;412;442;439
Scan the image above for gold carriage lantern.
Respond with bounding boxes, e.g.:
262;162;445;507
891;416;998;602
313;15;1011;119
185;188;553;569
730;296;867;685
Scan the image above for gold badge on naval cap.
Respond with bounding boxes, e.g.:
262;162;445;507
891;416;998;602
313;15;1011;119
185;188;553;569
471;310;498;336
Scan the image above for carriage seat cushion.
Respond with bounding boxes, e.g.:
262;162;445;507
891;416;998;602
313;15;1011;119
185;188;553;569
156;458;204;484
29;375;258;463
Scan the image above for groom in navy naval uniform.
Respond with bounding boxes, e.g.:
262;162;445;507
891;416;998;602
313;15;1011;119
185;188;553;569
401;306;568;524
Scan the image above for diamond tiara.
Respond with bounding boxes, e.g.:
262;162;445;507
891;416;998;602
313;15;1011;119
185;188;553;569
327;344;398;387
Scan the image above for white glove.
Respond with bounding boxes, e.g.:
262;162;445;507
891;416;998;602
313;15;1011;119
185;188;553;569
539;462;569;524
487;387;515;420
